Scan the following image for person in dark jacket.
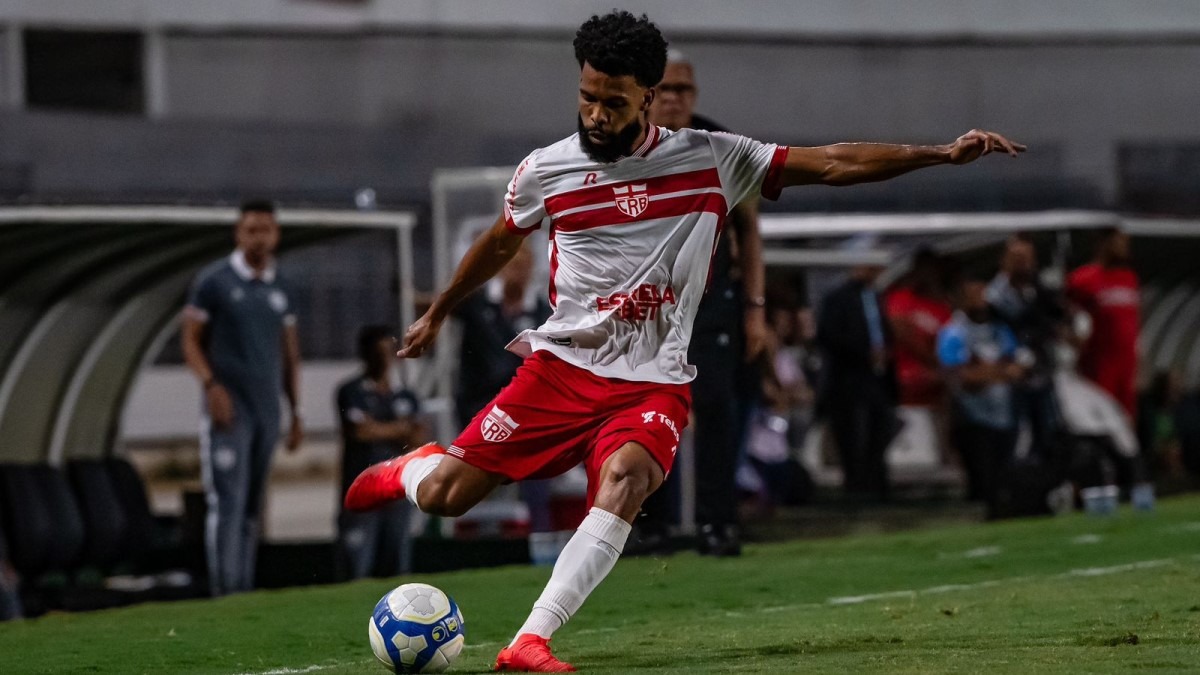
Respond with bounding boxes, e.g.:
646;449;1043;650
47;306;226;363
817;261;899;502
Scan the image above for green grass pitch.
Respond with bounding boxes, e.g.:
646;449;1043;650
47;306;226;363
3;495;1199;674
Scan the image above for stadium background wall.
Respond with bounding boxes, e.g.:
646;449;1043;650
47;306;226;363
0;3;1199;210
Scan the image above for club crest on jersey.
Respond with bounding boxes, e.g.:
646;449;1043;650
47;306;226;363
481;405;520;442
613;184;649;218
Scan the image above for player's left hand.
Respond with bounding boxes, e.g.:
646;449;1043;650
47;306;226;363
946;129;1026;164
286;413;303;452
744;310;769;362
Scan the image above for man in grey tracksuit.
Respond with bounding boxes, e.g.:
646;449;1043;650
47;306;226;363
182;200;303;596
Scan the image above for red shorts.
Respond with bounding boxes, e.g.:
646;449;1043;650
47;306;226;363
449;351;691;507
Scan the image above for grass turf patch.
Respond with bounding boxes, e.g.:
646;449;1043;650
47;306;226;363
3;495;1199;674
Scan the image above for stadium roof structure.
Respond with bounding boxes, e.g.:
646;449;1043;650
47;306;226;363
0;205;416;465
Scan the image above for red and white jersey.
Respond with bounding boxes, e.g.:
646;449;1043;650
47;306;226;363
502;125;787;383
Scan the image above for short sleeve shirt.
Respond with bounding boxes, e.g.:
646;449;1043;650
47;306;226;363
937;312;1019;429
336;377;420;493
1065;263;1140;380
185;253;296;400
500;126;788;383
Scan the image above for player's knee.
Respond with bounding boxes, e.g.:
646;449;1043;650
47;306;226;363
600;451;662;503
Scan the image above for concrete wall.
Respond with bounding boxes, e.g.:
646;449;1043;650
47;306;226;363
1;33;1196;207
3;0;1200;38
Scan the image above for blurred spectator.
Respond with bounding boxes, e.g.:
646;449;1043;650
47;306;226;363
634;49;768;557
1176;391;1200;478
1137;370;1183;478
1066;228;1140;416
938;278;1025;518
454;244;550;428
817;262;898;502
743;300;817;509
336;325;423;580
181;200;303;596
452;244;553;531
987;235;1068;461
886;248;952;407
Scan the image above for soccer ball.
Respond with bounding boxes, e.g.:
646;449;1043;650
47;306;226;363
369;583;466;673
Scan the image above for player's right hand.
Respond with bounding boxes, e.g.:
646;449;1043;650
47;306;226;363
397;311;442;358
206;382;235;430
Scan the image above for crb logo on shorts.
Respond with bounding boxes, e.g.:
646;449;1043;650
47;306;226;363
480;405;520;442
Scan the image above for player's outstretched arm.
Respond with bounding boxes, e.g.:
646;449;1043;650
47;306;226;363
398;215;526;358
780;129;1025;187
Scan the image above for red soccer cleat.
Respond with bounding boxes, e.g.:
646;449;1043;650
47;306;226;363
494;634;576;672
343;443;445;512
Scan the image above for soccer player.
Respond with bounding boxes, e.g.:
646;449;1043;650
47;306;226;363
182;200;303;596
345;11;1024;671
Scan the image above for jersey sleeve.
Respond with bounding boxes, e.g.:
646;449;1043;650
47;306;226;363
184;272;220;323
706;132;789;206
936;325;970;368
884;289;911;320
503;151;548;236
1064;267;1093;308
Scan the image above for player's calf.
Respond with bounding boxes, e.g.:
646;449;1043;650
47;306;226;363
412;455;507;517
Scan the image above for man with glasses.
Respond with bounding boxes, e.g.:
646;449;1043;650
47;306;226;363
634;50;769;557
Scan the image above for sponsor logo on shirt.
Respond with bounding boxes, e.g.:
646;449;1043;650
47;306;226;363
613;184;649;218
481;405;520;442
595;284;677;321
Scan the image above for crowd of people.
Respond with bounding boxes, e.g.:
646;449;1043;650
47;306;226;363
738;227;1158;521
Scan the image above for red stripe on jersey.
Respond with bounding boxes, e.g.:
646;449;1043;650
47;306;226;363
545;167;721;217
761;145;789;200
548;229;560;308
504;209;539;236
553;190;727;233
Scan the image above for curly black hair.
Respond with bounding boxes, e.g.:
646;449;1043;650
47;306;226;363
573;10;668;88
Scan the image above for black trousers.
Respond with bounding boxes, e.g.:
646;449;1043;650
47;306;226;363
952;420;1018;518
826;381;895;500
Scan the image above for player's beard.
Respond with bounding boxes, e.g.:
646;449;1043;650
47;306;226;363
577;115;645;163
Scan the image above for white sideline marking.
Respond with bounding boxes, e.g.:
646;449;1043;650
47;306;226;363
824;558;1175;606
963;546;1002;558
1064;559;1170;577
236;666;337;675
937;545;1002;560
1072;534;1103;544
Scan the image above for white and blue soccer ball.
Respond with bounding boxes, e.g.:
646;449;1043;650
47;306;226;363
369;583;466;673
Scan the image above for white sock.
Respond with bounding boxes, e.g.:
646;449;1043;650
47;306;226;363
400;454;443;510
514;507;631;643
